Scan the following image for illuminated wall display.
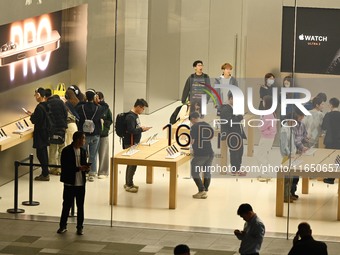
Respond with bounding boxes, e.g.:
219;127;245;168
0;11;68;92
281;7;340;75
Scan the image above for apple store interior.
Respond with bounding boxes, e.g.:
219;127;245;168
1;0;340;250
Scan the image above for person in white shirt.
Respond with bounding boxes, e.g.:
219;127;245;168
214;62;238;105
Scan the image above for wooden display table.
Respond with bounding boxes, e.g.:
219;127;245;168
110;138;190;209
276;149;340;220
0;117;33;151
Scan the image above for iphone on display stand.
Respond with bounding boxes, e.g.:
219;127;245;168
18;122;24;129
23;119;29;127
1;128;7;136
0;30;61;67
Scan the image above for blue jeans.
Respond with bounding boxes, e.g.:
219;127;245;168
85;135;100;176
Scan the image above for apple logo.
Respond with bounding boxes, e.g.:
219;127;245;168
299;34;304;40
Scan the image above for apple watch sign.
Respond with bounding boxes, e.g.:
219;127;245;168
281;6;340;75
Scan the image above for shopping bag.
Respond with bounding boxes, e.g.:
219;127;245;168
53;83;66;98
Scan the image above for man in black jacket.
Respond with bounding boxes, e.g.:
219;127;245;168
45;89;68;175
181;60;210;105
57;131;90;235
288;222;327;255
96;91;113;178
123;98;151;193
26;87;50;181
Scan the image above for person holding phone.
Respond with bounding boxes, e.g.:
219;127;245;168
288;222;327;255
27;87;50;181
234;203;265;255
123;98;151;193
57;131;90;235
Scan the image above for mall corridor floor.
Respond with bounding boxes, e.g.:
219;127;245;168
1;217;340;255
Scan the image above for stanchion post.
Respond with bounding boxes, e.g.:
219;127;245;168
7;161;25;213
22;153;39;206
70;198;75;217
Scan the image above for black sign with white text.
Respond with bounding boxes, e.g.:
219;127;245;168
281;7;340;75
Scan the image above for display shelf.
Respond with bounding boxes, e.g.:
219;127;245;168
0;117;33;151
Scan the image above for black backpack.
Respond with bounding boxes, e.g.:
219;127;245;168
38;104;65;144
115;112;130;138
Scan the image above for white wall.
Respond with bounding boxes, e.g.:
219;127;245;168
123;0;148;111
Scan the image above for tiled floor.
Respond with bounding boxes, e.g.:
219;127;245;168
1;101;340;254
1;217;340;255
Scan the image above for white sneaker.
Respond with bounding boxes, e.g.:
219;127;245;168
124;186;138;193
98;175;108;179
257;176;271;182
88;176;95;182
123;184;139;189
192;191;207;199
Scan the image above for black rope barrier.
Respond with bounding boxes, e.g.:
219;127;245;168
7;155;62;213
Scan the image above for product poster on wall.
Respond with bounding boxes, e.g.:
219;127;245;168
0;10;69;92
281;6;340;75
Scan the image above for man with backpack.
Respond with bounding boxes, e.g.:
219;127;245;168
45;89;68;176
25;88;50;181
121;98;151;193
76;89;104;182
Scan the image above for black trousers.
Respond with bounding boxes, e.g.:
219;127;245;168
123;143;137;186
229;144;244;171
36;146;49;177
59;185;85;229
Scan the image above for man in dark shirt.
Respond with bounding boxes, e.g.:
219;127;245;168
181;60;210;105
288;222;327;255
123;99;151;193
45;89;68;176
190;111;214;199
57;131;90;235
96;91;113;178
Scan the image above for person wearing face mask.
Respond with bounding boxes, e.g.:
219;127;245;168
259;73;275;110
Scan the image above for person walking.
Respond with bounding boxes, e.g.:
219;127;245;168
57;131;90;235
234;203;265;255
